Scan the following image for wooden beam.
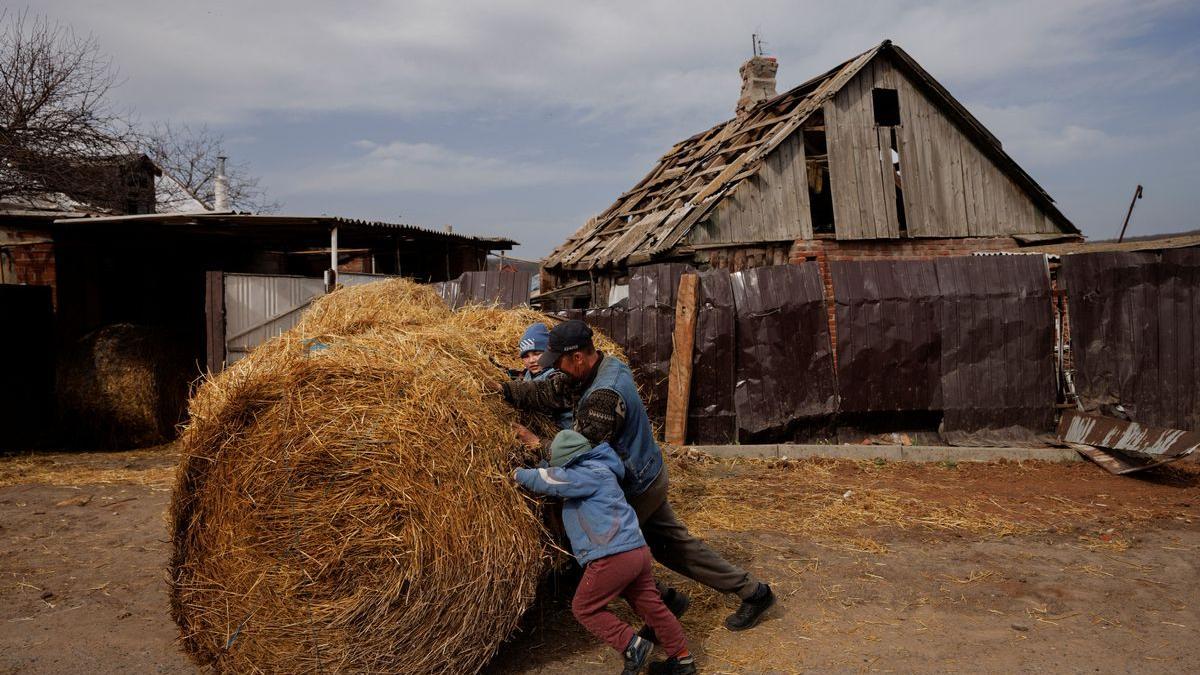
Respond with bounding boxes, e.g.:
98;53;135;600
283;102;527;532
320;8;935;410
204;270;226;374
664;273;699;445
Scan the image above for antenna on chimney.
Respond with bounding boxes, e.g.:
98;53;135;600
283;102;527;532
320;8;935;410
752;33;766;57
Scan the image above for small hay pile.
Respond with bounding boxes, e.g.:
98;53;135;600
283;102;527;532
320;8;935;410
57;323;190;449
169;279;613;674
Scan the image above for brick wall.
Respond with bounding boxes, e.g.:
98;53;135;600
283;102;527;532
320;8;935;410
787;236;1022;364
1;242;57;306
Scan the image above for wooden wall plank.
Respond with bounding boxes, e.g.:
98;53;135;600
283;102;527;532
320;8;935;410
849;75;878;237
896;79;931;236
776;137;800;238
791;134;814;239
825;100;853;238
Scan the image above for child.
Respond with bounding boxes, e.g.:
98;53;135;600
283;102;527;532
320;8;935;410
514;430;696;675
515;323;572;429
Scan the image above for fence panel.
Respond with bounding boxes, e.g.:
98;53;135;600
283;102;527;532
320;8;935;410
1062;250;1200;430
730;262;837;437
627;264;692;426
224;273;325;365
832;260;941;413
688;269;738;444
936;255;1056;442
434;270;532;309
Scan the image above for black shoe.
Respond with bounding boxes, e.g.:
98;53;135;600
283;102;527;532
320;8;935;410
637;588;691;644
648;655;698;674
724;583;775;631
621;635;652;674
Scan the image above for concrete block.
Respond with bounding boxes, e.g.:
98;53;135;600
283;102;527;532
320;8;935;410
684;444;778;459
684;443;1082;463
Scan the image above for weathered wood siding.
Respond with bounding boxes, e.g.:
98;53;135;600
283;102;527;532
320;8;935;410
686;131;813;246
827;58;1060;240
825;59;901;240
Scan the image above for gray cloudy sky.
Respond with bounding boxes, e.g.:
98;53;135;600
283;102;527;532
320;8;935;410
37;0;1200;257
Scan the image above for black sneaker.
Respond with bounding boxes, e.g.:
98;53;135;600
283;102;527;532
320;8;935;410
648;655;698;674
621;635;652;674
637;588;691;644
724;583;775;631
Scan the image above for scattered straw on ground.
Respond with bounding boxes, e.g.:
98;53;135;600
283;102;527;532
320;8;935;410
0;449;177;488
664;450;1190;552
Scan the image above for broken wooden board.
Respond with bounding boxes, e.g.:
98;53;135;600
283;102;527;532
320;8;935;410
664;274;699;445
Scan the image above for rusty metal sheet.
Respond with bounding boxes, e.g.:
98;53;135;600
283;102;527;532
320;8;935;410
731;262;837;438
1058;410;1198;474
1061;250;1200;430
936;255;1056;442
832;256;1055;442
584;306;629;354
688;269;737;444
831;259;941;413
626;263;693;426
1068;444;1183;475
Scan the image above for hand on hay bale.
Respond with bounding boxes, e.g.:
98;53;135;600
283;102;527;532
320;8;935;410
168;280;609;674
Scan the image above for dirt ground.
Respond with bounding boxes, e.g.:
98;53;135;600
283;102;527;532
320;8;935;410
2;447;1198;674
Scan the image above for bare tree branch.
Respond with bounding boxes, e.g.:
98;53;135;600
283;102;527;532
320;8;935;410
144;122;280;214
0;8;139;207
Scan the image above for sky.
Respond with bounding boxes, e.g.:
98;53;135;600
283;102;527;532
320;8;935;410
32;0;1200;258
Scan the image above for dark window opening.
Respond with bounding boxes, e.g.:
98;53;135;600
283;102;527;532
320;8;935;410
873;88;901;127
803;119;835;236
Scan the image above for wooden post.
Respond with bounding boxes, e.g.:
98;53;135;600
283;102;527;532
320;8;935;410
204;271;226;374
664;273;699;445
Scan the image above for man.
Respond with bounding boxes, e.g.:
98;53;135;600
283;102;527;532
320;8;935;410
515;323;572;429
498;320;775;632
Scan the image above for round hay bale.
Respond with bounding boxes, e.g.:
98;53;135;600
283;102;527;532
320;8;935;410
169;280;618;673
57;323;190;449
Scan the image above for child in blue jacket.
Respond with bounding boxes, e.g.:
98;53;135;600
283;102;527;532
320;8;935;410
514;430;695;675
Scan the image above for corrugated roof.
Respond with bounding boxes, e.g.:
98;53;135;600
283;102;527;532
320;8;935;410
545;40;1076;272
1022;231;1200;256
49;212;516;248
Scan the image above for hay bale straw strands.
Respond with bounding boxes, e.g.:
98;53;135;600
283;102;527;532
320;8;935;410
169;279;620;673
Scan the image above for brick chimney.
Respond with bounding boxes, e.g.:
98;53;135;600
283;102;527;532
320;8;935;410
736;56;778;116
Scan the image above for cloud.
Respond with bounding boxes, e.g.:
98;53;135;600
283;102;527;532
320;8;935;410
294;140;614;195
24;0;1199;250
967;102;1128;167
38;0;1193;125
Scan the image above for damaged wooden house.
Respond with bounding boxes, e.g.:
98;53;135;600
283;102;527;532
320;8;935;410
538;40;1081;309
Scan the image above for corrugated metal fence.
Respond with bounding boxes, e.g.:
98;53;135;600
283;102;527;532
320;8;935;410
213;252;1200;442
1061;249;1200;430
583;255;1058;444
222;273;395;366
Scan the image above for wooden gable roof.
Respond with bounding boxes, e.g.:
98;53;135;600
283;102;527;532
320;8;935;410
545;41;1077;272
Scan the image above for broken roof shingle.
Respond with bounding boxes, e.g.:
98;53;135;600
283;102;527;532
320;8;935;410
545;40;1076;272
